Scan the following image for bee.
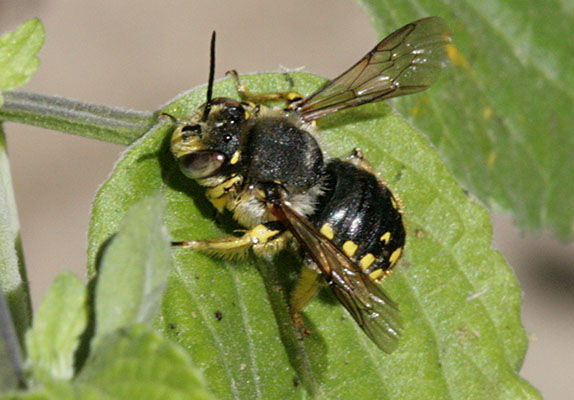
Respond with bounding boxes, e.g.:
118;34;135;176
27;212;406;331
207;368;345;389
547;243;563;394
167;17;451;352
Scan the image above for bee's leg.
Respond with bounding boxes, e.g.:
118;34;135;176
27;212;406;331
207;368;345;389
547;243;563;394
345;147;378;174
172;221;286;260
289;263;322;336
226;70;303;106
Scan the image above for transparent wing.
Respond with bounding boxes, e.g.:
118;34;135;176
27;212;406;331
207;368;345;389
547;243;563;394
271;200;402;353
293;16;451;121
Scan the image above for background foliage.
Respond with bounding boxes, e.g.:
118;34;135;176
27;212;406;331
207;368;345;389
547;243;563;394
360;0;574;239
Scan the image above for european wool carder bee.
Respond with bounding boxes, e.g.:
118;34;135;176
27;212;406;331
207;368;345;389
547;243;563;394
167;17;451;353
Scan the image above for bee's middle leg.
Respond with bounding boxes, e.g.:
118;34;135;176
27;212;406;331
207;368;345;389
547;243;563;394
172;221;287;259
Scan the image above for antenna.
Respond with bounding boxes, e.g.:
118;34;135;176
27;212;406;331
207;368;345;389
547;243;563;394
202;31;217;121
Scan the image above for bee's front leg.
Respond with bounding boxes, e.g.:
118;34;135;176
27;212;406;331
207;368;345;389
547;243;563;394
172;221;287;260
226;70;303;106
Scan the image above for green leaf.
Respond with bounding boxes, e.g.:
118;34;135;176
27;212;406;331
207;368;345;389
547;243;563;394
358;1;574;239
0;19;44;104
0;125;30;350
25;271;87;383
76;324;214;400
1;326;214;400
87;73;539;399
93;194;171;343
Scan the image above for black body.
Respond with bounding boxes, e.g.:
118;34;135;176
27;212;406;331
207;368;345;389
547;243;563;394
245;117;324;191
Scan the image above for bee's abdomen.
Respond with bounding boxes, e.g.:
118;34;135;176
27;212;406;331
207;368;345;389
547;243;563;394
311;159;405;280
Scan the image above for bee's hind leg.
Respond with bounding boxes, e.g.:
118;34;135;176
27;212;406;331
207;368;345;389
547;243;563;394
226;69;303;106
173;221;287;260
289;263;322;337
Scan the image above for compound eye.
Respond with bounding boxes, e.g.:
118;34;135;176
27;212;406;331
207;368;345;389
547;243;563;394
178;151;226;179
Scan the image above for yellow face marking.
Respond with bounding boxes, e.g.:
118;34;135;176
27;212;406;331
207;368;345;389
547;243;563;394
320;224;335;240
229;151;241;165
342;241;358;257
389;248;403;266
171;130;207;159
359;253;375;270
380;232;391;245
369;269;384;280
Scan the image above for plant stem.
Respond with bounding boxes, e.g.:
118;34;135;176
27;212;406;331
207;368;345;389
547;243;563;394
0;126;31;352
0;287;26;389
0;91;156;145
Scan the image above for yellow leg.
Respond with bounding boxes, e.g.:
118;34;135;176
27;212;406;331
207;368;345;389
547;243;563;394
172;222;286;260
226;70;303;106
289;264;322;335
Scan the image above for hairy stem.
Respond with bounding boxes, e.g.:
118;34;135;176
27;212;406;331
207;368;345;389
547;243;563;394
0;91;156;145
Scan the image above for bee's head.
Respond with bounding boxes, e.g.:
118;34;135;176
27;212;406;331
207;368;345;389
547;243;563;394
170;98;248;180
169;30;248;181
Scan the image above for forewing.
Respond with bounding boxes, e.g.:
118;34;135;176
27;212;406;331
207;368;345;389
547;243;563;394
294;16;451;121
271;201;402;353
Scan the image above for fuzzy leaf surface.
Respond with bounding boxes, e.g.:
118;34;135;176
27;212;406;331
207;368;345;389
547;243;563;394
93;194;171;343
25;271;87;382
1;326;214;400
0;19;44;104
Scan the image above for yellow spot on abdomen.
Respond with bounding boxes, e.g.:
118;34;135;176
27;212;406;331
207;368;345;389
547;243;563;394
380;232;391;245
389;248;403;266
342;241;358;257
369;269;384;280
320;223;335;240
360;253;376;270
446;44;470;69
